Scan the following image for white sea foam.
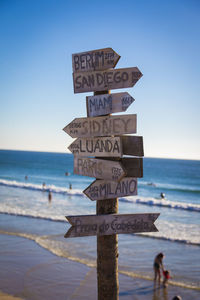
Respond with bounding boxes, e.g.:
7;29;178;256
0;179;82;196
0;209;199;246
1;179;200;213
138;220;200;246
120;196;200;212
140;180;200;193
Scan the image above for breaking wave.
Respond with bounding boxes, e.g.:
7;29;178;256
1;179;200;213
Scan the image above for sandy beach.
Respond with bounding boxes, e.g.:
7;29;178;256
0;233;199;300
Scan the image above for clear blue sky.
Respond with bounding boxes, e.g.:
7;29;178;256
0;0;200;160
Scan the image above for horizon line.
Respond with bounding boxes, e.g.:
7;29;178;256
0;148;200;162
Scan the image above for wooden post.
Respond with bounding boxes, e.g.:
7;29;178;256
95;90;119;300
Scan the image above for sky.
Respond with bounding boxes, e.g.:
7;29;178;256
0;0;200;160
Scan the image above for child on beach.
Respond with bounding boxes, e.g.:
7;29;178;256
163;269;170;287
153;252;164;284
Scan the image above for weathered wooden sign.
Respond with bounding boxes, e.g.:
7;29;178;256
68;136;122;157
74;156;125;181
84;177;137;201
120;157;143;178
86;92;135;117
63;114;137;138
72;48;120;73
65;213;159;238
68;136;143;158
121;136;144;157
73;67;143;93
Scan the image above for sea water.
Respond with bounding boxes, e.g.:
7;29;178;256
0;150;199;292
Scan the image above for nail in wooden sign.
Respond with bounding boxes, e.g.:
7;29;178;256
84;177;137;201
63;114;136;138
74;156;125;182
65;213;160;238
73;67;143;93
68;136;143;158
86;92;135;117
72;48;120;73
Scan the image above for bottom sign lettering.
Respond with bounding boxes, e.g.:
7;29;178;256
65;213;159;238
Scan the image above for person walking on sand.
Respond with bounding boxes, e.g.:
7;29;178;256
153;252;164;284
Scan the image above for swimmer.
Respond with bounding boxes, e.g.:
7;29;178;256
160;192;165;199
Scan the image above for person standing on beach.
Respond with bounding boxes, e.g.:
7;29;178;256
153;252;164;284
48;191;52;202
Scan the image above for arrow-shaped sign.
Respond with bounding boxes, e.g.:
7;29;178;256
68;136;143;158
72;48;120;73
64;213;160;238
63;114;137;138
73;67;143;93
68;136;122;157
74;156;125;181
83;177;137;201
86;92;135;117
101;157;143;178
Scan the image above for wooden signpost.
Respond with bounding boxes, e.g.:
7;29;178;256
69;136;123;157
68;136;143;157
65;213;159;238
73;156;125;181
63;47;159;300
86;92;135;117
83;177;138;201
72;47;120;72
74;156;143;180
63;114;137;138
73;67;143;93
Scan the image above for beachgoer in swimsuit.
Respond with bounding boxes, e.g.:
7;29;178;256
153;252;164;284
163;269;170;287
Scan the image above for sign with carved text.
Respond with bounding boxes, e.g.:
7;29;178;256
65;213;160;238
101;157;143;178
68;136;143;158
63;114;137;138
72;48;120;72
84;177;137;201
86;92;134;117
68;136;122;157
74;156;125;181
73;67;143;93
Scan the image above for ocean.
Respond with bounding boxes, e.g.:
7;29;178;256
0;149;199;295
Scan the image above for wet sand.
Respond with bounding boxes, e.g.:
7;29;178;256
0;291;23;300
0;234;199;300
